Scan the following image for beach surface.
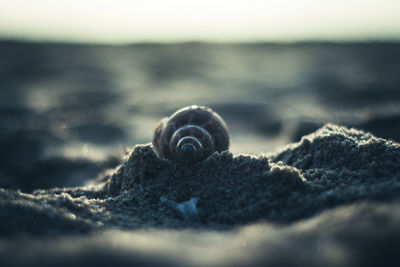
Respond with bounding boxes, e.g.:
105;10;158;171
0;41;400;266
1;124;400;266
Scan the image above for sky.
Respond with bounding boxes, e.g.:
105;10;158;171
0;0;400;43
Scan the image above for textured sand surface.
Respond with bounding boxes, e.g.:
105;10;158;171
1;41;400;266
1;124;399;266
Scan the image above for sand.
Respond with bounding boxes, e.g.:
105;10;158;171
1;41;400;266
1;124;400;266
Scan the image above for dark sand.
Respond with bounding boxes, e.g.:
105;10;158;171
1;41;400;266
1;124;400;266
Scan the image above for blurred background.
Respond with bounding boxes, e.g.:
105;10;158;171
0;0;399;192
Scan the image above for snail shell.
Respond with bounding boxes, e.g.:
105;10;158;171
152;105;229;164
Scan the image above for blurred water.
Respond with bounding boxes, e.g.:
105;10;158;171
1;41;399;191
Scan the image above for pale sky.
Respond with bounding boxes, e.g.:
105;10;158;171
0;0;399;43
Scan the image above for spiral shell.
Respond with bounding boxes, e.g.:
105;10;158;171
152;105;229;164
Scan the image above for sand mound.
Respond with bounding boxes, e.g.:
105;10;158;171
99;123;400;227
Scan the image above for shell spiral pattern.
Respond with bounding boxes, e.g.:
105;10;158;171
152;105;230;164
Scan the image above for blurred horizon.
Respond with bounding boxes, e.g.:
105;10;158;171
1;0;400;44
